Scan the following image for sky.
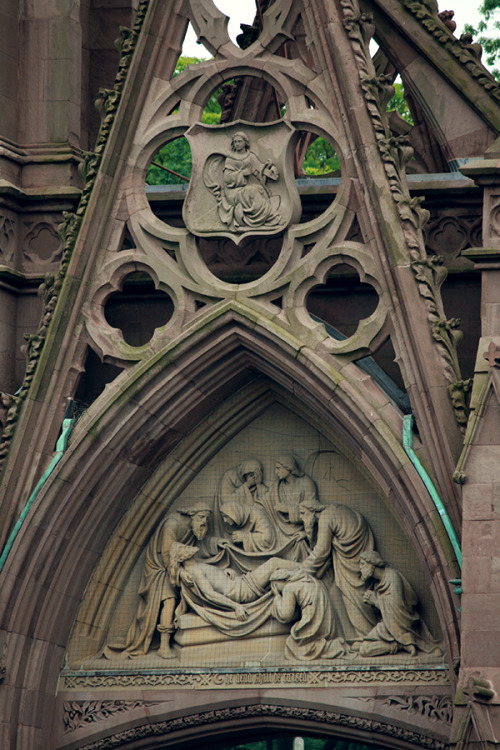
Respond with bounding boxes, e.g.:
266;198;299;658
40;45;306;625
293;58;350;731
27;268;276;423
181;0;487;61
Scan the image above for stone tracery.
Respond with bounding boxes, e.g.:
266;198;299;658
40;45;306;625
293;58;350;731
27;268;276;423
3;0;493;744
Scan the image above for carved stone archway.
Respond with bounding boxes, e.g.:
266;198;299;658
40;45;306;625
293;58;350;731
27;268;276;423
8;0;500;745
60;702;451;750
1;321;457;748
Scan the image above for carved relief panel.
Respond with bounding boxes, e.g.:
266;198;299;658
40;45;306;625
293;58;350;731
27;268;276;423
64;396;445;687
20;213;64;271
183;121;300;242
0;210;17;264
0;209;65;272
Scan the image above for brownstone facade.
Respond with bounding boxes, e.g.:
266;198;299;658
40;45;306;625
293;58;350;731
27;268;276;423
0;1;499;748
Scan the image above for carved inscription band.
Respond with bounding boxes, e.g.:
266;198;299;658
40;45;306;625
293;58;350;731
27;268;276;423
62;667;448;690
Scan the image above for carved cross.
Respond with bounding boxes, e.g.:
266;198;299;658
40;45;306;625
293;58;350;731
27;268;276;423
483;341;500;367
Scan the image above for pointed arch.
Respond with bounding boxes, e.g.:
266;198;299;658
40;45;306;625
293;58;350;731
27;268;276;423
56;700;452;750
1;315;459;749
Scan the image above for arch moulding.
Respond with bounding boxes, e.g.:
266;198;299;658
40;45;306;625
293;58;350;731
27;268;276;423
0;315;459;748
58;701;451;750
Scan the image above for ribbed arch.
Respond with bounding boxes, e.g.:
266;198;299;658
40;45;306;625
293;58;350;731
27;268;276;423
0;315;459;746
56;700;450;750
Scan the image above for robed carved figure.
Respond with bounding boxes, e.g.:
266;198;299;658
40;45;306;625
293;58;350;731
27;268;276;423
103;503;212;660
183;121;300;243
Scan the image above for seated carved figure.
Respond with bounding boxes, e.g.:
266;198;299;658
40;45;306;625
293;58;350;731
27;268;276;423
270;569;346;661
220;500;276;552
204;132;284;232
357;550;442;657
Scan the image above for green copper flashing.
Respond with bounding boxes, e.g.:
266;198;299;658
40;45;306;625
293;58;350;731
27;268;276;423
0;403;75;573
403;414;461;569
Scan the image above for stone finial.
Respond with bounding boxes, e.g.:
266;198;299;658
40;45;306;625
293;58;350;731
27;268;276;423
484;341;500;367
464;676;495;703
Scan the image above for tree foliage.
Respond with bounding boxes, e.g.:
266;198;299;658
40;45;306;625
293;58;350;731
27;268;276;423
387;82;413;124
464;0;500;79
146;56;217;185
302;137;340;175
146;57;344;185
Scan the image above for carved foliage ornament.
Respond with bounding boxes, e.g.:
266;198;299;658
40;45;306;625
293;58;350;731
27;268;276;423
340;0;467;426
383;695;453;724
0;2;150;473
484;341;500;367
400;0;500;101
63;700;156;733
63;667;449;690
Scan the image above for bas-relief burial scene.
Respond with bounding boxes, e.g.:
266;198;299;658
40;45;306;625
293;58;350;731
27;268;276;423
68;404;444;671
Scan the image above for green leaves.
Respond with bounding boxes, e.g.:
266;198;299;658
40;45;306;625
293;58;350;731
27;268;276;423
146;136;192;185
146;56;223;185
387;82;413;124
464;0;500;79
302;138;341;175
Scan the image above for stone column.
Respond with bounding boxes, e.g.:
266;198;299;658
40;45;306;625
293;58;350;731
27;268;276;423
450;152;500;748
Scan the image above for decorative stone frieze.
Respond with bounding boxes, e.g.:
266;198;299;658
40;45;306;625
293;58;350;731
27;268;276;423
63;700;155;733
62;667;449;691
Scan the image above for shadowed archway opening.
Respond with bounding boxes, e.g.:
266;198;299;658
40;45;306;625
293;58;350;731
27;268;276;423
175;733;392;750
